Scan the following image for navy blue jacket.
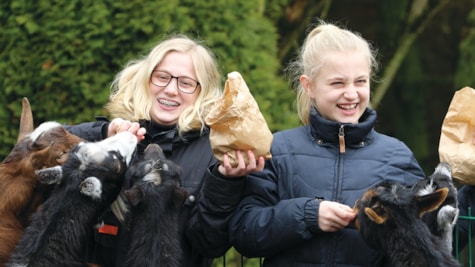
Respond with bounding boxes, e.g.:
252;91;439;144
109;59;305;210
229;108;425;266
66;119;244;267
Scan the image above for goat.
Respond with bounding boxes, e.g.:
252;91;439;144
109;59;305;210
119;143;187;267
6;131;137;267
0;98;83;266
412;162;459;253
353;180;460;267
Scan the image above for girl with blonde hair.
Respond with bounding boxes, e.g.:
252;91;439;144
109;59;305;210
229;20;425;266
67;34;264;267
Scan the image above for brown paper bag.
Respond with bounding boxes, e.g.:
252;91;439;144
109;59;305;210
438;86;475;185
205;71;273;167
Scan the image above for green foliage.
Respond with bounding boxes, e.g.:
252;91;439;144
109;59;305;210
212;247;262;267
377;46;430;163
455;8;475;89
0;0;296;159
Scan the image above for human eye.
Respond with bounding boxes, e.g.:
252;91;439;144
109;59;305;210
355;78;368;86
156;72;170;82
178;77;196;88
330;81;345;88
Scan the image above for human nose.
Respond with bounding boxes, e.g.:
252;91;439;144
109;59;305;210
164;77;179;95
344;85;358;99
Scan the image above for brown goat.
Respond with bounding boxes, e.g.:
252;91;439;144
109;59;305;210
0;97;83;266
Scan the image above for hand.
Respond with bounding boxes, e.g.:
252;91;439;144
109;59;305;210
318;200;355;232
218;150;265;178
107;118;146;142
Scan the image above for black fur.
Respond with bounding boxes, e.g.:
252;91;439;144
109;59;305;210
412;162;459;252
7;132;137;267
121;144;187;267
354;180;460;267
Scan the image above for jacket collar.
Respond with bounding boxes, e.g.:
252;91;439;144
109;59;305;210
308;107;377;145
137;120;206;155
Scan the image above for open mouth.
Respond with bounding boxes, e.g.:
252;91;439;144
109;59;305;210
158;98;179;107
337;103;357;110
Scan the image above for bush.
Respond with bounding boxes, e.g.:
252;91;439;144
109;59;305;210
0;0;297;159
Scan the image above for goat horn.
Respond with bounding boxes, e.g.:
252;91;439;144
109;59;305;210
17;97;34;142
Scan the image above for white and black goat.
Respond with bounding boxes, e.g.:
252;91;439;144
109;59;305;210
353;180;460;267
6;131;137;267
119;143;187;267
412;162;459;253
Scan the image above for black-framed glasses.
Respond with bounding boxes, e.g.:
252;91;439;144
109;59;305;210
150;70;200;94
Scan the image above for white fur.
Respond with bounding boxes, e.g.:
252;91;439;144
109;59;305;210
28;121;61;142
434;164;452;178
438;205;460;253
76;131;137;171
80;177;102;200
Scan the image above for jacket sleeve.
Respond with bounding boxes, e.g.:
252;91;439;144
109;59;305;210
64;119;109;142
228;159;317;258
454;185;475;250
185;164;246;258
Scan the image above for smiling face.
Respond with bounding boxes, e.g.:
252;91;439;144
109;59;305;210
149;51;200;125
300;50;370;124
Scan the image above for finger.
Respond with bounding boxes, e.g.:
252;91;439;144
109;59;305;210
217;154;231;176
120;121;132;132
332;217;351;228
108;119;124;137
246;150;257;169
235;150;245;169
256;156;265;171
136;127;147;141
222;153;231;169
127;123;140;133
114;119;129;133
334;206;356;222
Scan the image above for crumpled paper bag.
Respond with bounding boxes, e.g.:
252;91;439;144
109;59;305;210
205;71;273;167
438;86;475;185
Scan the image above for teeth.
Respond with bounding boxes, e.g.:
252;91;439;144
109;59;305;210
338;104;357;110
158;99;179;107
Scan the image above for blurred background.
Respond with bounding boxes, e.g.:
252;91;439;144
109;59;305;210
2;0;475;266
1;0;474;175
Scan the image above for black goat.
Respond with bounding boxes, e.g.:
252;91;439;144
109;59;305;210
354;180;460;267
120;143;187;267
412;162;459;253
6;132;137;267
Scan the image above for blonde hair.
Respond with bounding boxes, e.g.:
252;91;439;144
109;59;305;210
105;35;222;134
286;20;378;125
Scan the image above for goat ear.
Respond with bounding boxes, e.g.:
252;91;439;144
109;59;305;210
416;187;449;217
144;144;165;160
31;145;53;169
35;166;63;184
364;206;387;224
124;187;143;207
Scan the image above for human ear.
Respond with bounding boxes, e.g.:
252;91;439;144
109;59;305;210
300;75;315;98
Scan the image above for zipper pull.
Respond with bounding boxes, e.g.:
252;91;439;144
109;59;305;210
339;125;346;153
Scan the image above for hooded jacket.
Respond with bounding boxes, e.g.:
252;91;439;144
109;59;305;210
66;119;244;267
229;108;425;266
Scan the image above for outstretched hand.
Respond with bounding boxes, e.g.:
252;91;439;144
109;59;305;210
218;150;265;178
107;118;146;142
